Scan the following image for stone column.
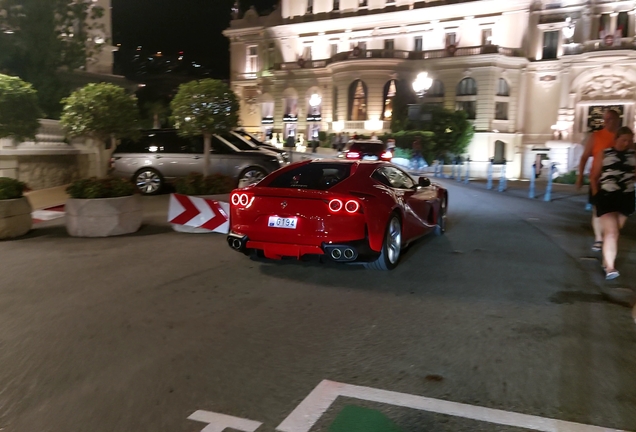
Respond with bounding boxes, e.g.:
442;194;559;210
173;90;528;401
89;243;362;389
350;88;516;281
516;68;528;133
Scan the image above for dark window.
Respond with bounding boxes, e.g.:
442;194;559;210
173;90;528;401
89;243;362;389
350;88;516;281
210;136;234;154
333;0;340;11
219;133;257;151
414;36;423;52
494;140;506;163
374;166;415;189
618;12;629;38
426;80;445;98
348;142;386;154
497;78;509;96
598;14;611;38
542;30;559;59
495;102;508;120
359;0;368;6
457;78;477;96
307;0;313;14
456;101;476;119
384;39;395;50
268;163;351;190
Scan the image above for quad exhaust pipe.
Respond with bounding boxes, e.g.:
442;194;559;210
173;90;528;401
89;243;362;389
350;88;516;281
231;238;242;250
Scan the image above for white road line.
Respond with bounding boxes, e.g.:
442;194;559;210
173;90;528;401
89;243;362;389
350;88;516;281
276;380;630;432
188;410;262;432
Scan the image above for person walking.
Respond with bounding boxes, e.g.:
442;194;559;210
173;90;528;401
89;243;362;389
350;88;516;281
576;109;621;251
589;126;636;280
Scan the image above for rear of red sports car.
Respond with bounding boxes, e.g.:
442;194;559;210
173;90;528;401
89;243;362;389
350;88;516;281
227;160;386;263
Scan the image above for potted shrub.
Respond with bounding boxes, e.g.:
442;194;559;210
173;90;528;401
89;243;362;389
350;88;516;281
60;83;139;178
0;178;32;239
65;177;143;237
169;172;234;233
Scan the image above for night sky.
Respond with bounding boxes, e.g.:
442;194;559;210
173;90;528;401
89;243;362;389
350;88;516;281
112;0;278;78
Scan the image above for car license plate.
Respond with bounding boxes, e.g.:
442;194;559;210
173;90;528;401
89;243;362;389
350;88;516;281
363;155;378;161
268;216;297;229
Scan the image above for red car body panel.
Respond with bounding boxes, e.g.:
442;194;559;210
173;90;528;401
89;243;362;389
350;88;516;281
228;160;447;262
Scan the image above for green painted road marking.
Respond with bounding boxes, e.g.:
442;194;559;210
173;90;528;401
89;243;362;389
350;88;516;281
328;405;405;432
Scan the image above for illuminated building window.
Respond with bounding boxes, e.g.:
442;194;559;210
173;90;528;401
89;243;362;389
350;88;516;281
348;79;368;121
246;45;258;73
382;80;397;120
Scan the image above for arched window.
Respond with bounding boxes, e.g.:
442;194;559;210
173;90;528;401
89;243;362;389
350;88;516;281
457;78;477;96
348;79;368;121
382;79;397;120
495;78;510;120
426;80;445;98
456;77;477;119
497;78;509;96
494;140;506;163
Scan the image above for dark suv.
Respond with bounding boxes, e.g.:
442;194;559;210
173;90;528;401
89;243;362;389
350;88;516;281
110;129;285;195
343;140;392;161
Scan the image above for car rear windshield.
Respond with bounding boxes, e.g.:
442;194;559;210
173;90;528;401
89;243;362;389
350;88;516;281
348;142;385;153
268;163;351;190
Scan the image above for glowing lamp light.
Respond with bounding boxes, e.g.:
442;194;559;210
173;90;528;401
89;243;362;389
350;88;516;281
562;17;575;40
381;151;393;160
332;121;345;132
345;200;360;213
329;199;343;212
364;119;384;131
346;151;361;159
413;72;433;97
308;93;322;108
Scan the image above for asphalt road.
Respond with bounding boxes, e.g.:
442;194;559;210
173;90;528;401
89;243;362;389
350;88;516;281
0;179;635;432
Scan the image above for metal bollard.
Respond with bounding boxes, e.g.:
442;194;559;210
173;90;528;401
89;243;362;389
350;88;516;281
498;162;507;192
464;158;470;184
486;159;494;190
529;163;536;199
457;163;463;182
544;163;556;202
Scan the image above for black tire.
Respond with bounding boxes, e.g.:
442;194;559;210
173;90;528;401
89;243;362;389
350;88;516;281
365;214;402;271
434;196;447;236
134;168;163;195
237;167;267;189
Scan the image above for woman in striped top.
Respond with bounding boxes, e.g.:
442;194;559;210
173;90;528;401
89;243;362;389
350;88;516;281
590;126;636;280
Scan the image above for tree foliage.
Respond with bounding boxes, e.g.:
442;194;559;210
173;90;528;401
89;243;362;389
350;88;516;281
0;74;42;140
170;79;240;138
0;0;107;117
60;83;139;141
418;105;474;158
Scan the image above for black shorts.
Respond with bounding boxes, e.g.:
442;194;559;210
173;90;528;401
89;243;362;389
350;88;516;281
593;191;636;217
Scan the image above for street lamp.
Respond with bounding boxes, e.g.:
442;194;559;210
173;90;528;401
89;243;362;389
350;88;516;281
562;17;575;42
412;72;433;98
308;93;322;114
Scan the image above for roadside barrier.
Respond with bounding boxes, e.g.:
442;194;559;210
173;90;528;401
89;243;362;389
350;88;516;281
486;160;494;190
168;194;230;234
464;158;470;184
544;163;557;202
498;162;507;192
529;163;536;199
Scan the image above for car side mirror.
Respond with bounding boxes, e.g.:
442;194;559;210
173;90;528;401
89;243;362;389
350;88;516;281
418;177;431;187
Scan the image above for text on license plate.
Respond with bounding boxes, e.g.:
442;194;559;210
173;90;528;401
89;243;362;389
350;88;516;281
268;216;297;229
363;155;378;160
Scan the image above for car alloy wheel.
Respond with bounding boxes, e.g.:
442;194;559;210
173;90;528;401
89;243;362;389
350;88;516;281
386;216;402;264
238;168;266;189
135;169;162;195
365;215;402;271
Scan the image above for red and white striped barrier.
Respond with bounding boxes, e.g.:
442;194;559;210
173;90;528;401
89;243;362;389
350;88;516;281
168;194;229;234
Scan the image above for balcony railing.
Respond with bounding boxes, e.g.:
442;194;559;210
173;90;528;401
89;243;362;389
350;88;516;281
562;38;636;55
274;45;522;71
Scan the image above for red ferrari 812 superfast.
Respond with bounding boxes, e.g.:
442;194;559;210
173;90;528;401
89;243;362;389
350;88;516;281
227;160;447;270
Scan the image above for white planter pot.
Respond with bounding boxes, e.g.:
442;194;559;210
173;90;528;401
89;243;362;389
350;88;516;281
0;197;32;239
66;195;143;237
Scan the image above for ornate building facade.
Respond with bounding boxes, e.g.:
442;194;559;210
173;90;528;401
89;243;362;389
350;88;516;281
224;0;636;178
